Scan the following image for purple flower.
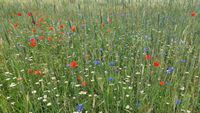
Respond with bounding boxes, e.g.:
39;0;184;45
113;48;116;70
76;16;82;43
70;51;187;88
76;104;83;112
180;59;187;63
144;47;148;53
94;60;100;65
176;100;181;105
100;48;103;53
108;77;113;82
109;61;115;66
166;67;174;74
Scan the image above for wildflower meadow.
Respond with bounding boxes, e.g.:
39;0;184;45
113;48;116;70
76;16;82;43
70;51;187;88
0;0;200;113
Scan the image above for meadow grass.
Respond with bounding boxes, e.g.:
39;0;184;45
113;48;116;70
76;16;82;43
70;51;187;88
0;0;200;113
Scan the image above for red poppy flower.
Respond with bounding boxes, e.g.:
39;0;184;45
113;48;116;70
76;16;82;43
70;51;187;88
32;29;36;33
38;17;44;22
77;76;81;81
159;81;165;86
27;12;31;17
81;81;87;87
30;38;36;43
153;61;160;67
38;36;45;41
29;42;36;47
17;12;22;16
145;55;151;60
59;24;64;29
29;38;36;47
48;27;54;31
47;37;52;41
69;61;78;68
34;70;42;75
191;11;197;17
70;26;76;32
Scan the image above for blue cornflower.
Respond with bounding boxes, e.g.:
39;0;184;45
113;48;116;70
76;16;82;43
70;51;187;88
94;60;100;65
109;61;115;66
166;67;174;74
100;48;103;53
180;59;187;63
176;100;181;105
108;77;113;82
76;104;83;112
144;47;148;53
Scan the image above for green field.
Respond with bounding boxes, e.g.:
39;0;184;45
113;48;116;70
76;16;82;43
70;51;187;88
0;0;200;113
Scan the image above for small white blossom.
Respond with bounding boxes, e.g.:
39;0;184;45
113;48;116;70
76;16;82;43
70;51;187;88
75;84;80;87
6;78;11;81
6;97;10;100
140;90;144;94
79;91;87;95
43;99;47;102
39;79;43;82
31;90;37;94
185;72;189;74
187;110;191;113
38;97;43;100
47;102;52;106
128;86;133;89
180;87;185;91
104;71;108;74
5;72;12;75
35;82;39;85
9;83;17;88
43;95;47;99
51;77;56;80
125;105;130;109
136;72;141;75
11;102;15;105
